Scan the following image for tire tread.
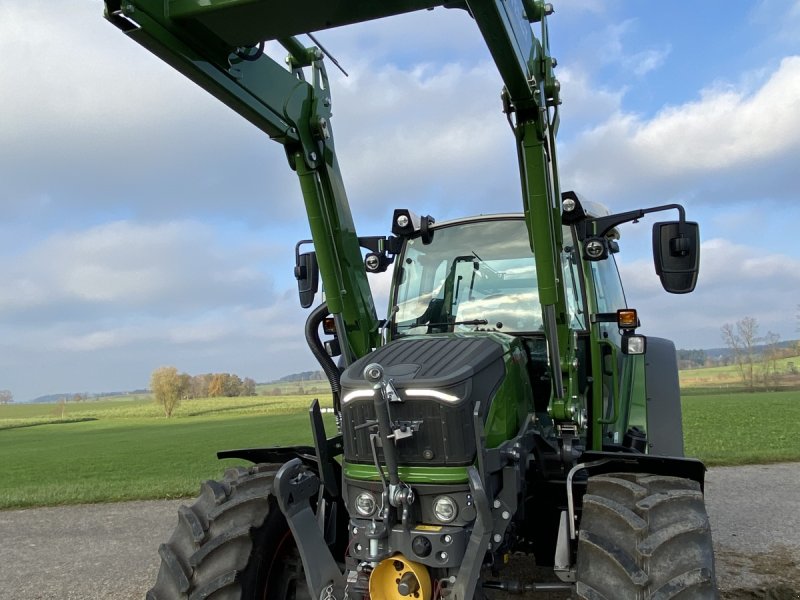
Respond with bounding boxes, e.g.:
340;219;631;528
576;472;717;599
147;463;285;600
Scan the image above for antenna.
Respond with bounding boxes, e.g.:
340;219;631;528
307;32;349;77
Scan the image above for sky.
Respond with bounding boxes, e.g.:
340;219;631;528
1;1;799;401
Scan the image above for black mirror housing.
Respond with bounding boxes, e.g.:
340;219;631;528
652;221;699;294
295;251;320;308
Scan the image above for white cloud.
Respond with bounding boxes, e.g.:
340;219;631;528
52;300;303;353
567;17;670;78
621;237;800;348
751;0;800;44
332;59;519;220
0;220;274;315
0;2;299;223
557;67;624;128
623;45;671;77
561;56;800;205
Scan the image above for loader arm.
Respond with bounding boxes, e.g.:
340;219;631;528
103;0;570;379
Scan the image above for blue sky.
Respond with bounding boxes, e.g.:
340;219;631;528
1;1;799;401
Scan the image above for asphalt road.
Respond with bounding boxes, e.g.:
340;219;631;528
0;463;798;599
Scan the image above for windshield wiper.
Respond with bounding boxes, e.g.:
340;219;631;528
397;319;488;329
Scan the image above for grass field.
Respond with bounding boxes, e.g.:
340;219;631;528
0;394;334;509
680;354;800;390
682;390;800;466
1;388;798;509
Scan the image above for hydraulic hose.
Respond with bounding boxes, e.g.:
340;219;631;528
305;302;342;413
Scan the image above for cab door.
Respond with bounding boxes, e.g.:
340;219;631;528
586;254;628;449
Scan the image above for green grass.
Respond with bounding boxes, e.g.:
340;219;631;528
0;394;334;509
0;410;337;509
0;394;332;421
682;390;800;466
680;354;800;389
1;389;798;509
256;380;331;396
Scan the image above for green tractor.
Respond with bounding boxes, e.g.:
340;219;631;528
103;1;716;598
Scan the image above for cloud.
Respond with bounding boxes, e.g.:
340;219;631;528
0;2;301;224
621;237;800;348
562;17;671;78
751;0;800;44
561;56;800;206
332;60;518;220
0;280;315;400
557;67;624;131
623;46;671;77
0;2;525;230
0;220;275;318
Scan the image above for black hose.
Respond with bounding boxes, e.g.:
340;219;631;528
305;302;342;409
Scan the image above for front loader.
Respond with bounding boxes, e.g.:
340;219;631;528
103;1;717;599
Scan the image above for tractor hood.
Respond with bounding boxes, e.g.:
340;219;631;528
339;334;509;467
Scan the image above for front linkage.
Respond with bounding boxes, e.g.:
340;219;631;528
268;363;554;600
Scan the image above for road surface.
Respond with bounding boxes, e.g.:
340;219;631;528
0;463;798;599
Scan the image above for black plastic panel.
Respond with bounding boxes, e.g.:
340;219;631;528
340;336;506;466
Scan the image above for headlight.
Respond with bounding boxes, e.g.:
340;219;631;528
405;389;460;403
355;491;377;517
432;495;458;523
341;389;375;404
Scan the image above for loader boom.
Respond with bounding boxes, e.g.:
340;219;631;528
104;0;570;378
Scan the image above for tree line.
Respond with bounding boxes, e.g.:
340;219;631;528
150;367;257;417
720;316;799;392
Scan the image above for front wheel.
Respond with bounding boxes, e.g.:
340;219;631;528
575;472;718;599
147;464;310;600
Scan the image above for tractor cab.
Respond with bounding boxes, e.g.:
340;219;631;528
390;215;576;337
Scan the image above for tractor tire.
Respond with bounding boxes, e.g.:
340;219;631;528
147;463;310;600
575;472;717;600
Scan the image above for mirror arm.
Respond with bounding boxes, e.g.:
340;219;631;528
581;203;686;240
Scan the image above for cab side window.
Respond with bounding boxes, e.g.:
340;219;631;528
590;256;626;341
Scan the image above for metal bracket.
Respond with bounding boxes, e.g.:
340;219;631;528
274;459;346;600
447;467;492;600
553;511;575;582
309;399;341;497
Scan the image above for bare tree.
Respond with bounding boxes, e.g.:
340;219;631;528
0;390;12;404
760;331;782;391
208;373;226;398
796;304;800;353
242;377;257;396
52;397;67;420
150;366;188;418
190;373;213;399
721;317;760;391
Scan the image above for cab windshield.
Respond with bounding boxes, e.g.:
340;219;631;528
392;219;543;336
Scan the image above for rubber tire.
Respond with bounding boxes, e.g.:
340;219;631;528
146;463;309;600
575;472;718;599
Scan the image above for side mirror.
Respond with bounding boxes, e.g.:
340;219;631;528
652;221;699;294
294;251;319;308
